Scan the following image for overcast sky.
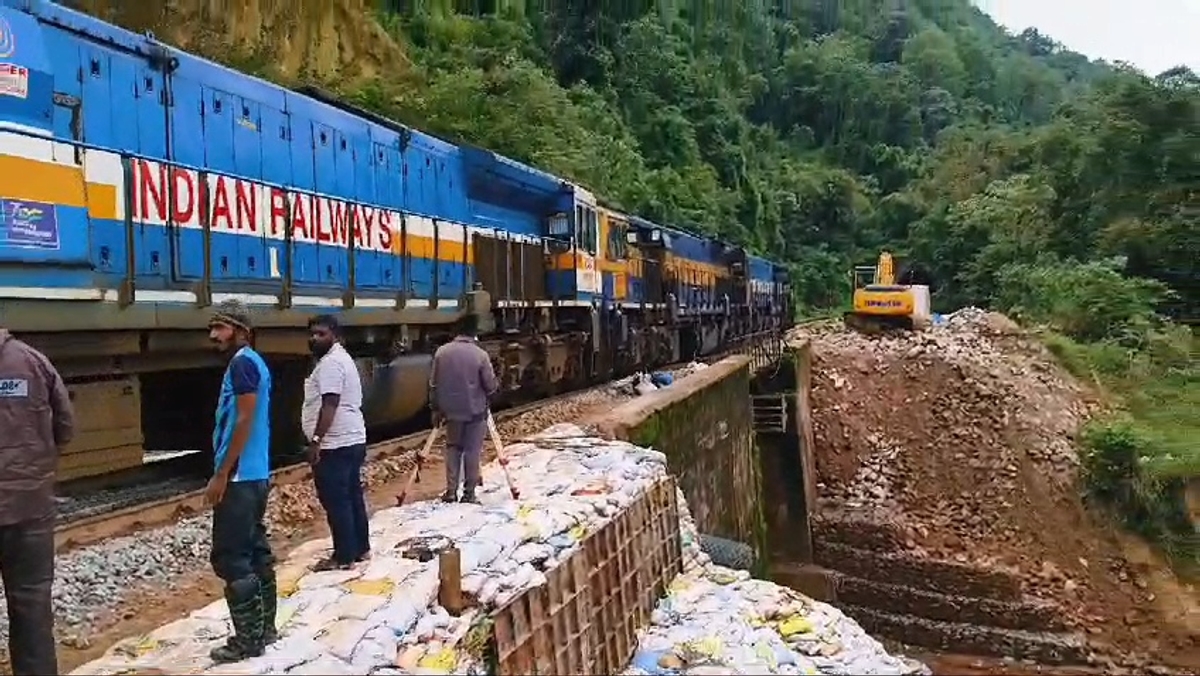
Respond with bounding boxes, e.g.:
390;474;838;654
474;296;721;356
974;0;1200;76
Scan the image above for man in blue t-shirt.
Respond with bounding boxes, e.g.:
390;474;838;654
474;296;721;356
205;299;276;663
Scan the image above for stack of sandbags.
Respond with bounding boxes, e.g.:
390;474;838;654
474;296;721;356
70;425;671;676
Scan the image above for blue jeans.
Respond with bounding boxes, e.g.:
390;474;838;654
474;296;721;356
313;442;370;565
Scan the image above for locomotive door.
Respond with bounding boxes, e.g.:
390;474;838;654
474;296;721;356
731;250;749;307
642;248;665;304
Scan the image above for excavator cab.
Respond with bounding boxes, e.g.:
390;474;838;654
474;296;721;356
844;252;930;333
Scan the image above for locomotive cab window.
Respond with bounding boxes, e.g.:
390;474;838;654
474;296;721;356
575;204;598;255
607;221;627;261
585;207;598;255
574;205;585;249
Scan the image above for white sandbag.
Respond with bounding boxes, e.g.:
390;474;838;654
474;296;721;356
286;586;347;632
327;592;389;621
284;656;364;675
317;618;371;662
349;625;399;671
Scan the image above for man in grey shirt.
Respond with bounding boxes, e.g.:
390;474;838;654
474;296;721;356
303;315;370;570
429;315;499;504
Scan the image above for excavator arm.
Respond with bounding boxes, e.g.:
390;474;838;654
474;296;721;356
875;252;896;286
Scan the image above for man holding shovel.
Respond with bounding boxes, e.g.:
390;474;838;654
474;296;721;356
428;315;498;504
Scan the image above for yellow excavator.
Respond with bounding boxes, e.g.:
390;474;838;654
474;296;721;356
843;251;931;333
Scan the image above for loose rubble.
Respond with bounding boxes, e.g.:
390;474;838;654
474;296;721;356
794;307;1094;565
791;307;1197;668
609;362;708;397
71;423;923;675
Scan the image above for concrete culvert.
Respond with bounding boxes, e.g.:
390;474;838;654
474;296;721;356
699;534;756;571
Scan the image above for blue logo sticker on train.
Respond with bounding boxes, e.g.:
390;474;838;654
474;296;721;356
0;198;60;249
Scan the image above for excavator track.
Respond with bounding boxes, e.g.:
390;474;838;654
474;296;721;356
843;311;915;334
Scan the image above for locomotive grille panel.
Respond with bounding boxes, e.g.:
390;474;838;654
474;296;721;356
473;233;546;301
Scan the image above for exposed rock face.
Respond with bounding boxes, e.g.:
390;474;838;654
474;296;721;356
71;0;408;82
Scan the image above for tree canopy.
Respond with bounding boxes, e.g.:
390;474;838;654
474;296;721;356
353;0;1199;322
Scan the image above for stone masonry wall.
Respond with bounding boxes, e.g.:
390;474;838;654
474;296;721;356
593;356;764;554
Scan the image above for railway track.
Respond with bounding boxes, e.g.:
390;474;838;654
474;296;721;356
52;387;587;553
51;329;786;552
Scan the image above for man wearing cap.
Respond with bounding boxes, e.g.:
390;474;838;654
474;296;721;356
0;322;74;676
302;314;370;571
205;299;277;663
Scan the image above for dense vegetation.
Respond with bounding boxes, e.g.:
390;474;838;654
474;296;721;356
119;0;1200;563
364;1;1200;565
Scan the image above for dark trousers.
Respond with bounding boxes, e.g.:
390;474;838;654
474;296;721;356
0;513;56;676
210;480;275;588
445;416;486;494
313;443;370;565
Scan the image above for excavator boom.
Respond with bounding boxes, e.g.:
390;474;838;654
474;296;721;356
876;252;896;286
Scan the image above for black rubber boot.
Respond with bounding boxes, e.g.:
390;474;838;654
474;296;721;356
258;571;279;646
459;490;479;504
210;579;265;663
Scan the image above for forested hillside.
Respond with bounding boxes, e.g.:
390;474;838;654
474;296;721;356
360;0;1193;323
80;0;1197;319
79;0;1197;559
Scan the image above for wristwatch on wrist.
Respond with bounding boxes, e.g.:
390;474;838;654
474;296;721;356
311;435;322;445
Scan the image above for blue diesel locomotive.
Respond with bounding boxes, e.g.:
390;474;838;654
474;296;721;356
0;0;792;479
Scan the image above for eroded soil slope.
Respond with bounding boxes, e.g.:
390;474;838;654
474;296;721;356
791;309;1199;670
72;0;406;82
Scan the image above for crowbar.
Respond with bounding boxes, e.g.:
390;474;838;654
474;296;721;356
396;423;442;506
486;411;521;500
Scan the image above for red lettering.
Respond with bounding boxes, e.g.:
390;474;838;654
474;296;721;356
235;181;257;233
355;208;374;250
171;168;193;225
269;189;288;237
291;197;309;240
331;201;353;247
137;160;166;222
310;196;326;243
378;211;393;251
130;161;141;218
211;176;232;231
198;176;210;226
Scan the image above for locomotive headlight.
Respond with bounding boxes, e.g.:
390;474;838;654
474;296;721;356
650;229;661;241
626;231;639;245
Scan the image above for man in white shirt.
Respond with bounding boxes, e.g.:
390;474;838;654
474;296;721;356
302;314;370;571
